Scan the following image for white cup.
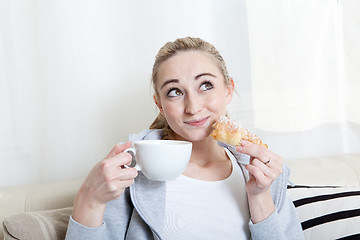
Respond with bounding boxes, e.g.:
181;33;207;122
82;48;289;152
124;140;192;181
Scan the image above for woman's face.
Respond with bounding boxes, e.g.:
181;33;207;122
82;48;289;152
154;50;234;142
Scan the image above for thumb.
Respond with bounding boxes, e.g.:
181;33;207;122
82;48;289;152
106;141;132;158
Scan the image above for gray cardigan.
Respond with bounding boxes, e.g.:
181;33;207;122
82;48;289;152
65;129;304;240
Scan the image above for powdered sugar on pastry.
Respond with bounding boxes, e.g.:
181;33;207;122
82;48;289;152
211;116;268;148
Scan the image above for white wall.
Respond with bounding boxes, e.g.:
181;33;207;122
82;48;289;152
0;0;252;187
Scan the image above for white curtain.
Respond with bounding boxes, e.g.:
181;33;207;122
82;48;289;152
246;0;360;131
245;0;360;158
343;0;360;124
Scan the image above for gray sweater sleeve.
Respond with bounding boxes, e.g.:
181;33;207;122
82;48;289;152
249;164;305;240
65;188;133;240
249;196;305;240
65;216;107;240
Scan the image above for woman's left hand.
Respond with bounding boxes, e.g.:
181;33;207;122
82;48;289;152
236;140;284;223
236;140;284;197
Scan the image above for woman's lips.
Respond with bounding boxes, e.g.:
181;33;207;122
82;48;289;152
184;117;210;127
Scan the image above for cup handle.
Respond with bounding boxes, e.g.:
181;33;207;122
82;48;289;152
123;148;141;171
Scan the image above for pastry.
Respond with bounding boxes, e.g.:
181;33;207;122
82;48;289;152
211;116;268;148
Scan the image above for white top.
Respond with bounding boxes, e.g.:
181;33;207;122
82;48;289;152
163;148;250;240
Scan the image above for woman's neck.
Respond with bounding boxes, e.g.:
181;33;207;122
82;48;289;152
181;136;232;181
190;137;223;164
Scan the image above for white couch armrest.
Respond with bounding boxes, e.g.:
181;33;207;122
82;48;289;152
286;153;360;187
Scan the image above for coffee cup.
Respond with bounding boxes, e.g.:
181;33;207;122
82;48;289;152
124;140;192;181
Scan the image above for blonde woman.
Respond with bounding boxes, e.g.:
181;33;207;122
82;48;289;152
66;37;304;240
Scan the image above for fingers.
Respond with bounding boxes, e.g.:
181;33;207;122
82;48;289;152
236;140;284;194
245;159;278;183
102;141;135;173
236;140;283;167
79;142;138;206
102;167;138;200
251;158;272;176
103;152;132;169
101;152;137;182
236;140;272;164
105;141;132;159
245;164;272;189
91;155;137;202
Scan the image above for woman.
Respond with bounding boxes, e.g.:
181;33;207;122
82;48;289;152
66;37;304;239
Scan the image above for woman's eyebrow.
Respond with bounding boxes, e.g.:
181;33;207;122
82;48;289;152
160;73;216;89
160;79;179;89
195;72;216;79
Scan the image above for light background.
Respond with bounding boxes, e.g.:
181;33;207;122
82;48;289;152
1;0;359;187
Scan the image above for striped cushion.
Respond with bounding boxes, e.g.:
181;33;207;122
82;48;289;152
2;207;72;240
287;186;360;240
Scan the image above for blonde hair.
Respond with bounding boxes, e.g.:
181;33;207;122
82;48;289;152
149;37;231;139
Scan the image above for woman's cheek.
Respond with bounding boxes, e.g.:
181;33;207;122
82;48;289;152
207;97;225;113
162;102;183;126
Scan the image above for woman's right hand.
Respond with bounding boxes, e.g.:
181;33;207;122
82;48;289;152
72;142;138;227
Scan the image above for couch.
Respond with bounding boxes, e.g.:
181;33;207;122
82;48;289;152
1;153;360;240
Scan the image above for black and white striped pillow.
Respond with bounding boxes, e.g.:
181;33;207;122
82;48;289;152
287;186;360;240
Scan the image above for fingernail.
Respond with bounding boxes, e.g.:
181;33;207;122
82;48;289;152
241;140;249;146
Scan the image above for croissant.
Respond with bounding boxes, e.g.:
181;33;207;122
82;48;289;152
211;116;268;148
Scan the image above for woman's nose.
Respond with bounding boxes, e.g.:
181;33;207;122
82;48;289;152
185;93;202;114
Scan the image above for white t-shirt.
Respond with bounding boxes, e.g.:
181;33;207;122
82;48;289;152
163;148;250;240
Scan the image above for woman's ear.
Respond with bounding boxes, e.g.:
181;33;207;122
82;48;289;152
225;78;235;105
153;94;164;115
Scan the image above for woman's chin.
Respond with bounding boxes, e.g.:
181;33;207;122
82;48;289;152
175;129;212;142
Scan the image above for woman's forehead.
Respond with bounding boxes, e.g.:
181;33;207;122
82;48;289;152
157;51;222;80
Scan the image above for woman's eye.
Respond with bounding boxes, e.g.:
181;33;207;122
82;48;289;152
167;88;183;97
200;82;213;91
